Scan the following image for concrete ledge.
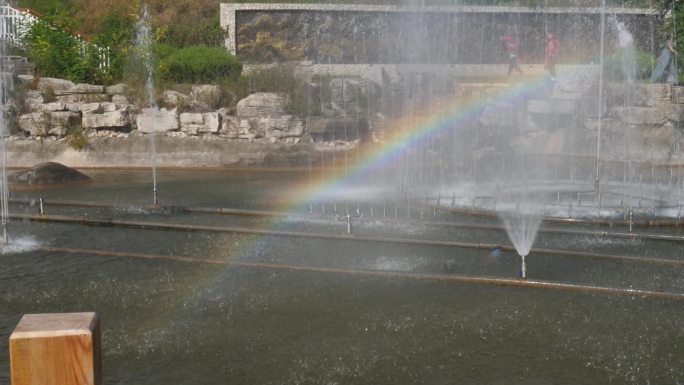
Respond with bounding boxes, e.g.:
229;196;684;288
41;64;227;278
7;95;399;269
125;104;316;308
7;136;329;168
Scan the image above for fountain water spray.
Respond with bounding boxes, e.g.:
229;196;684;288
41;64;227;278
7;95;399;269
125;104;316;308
135;4;158;206
499;199;543;280
0;36;9;244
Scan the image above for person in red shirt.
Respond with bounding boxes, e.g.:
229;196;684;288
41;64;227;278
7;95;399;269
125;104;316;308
500;34;523;76
545;32;560;79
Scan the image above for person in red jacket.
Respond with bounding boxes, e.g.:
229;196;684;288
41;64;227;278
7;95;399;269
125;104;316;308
545;32;560;79
500;34;523;76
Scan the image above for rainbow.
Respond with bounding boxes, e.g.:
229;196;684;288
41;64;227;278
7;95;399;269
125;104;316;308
132;68;574;340
285;70;558;211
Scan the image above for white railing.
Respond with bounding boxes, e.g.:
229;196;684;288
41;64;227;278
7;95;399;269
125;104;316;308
0;4;109;70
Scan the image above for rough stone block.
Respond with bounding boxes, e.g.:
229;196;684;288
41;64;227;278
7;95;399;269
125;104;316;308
528;99;576;115
673;86;684;104
136;107;179;133
189;85;221;110
56;94;110;104
105;83;128;95
39;102;67;112
479;102;517;128
18;111;80;137
668;104;684;122
36;78;75;93
55;84;106;95
614;106;668;125
83;109;131;129
237;93;288;117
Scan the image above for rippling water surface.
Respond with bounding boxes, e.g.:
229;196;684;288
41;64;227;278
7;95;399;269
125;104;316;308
0;169;682;385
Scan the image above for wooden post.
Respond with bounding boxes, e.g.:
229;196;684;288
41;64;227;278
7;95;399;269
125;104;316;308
9;312;102;385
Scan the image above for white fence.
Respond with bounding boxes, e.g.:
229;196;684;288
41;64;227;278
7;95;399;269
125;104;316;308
0;4;109;70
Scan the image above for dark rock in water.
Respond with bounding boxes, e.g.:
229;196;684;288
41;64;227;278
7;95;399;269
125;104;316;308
9;162;91;190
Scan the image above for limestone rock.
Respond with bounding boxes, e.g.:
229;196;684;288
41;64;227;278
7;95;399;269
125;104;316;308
160;90;187;109
35;78;75;93
237;93;287;117
56;94;110;104
673;86;684;104
24;90;44;110
9;162;91;190
136;107;179;133
180;112;220;135
528;99;577;115
479;102;517;128
82;103;132;130
111;94;131;105
18;111;80;137
220;115;240;138
614;107;668;125
668;104;684;122
608;83;671;108
550;68;599;100
38;102;67;112
54;83;106;95
238;115;304;140
189;85;221;110
106;83;128;95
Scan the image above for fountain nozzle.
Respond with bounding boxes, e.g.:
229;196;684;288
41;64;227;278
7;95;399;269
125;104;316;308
520;253;527;280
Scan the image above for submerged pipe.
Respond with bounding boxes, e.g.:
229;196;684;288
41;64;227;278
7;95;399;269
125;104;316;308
10;198;684;244
38;245;684;302
13;213;684;268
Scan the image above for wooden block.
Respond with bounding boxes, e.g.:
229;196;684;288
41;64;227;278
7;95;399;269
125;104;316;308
9;312;102;385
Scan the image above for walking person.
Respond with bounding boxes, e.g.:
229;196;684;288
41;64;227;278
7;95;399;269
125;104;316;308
500;34;523;76
650;38;679;84
545;32;560;80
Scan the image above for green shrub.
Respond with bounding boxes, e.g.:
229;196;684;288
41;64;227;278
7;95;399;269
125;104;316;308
158;45;242;83
66;121;88;150
24;17;112;84
603;49;655;82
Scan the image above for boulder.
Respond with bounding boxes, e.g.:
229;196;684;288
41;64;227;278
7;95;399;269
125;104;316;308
136;107;179;133
18;111;80;137
236;93;287;117
9;162;90;190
